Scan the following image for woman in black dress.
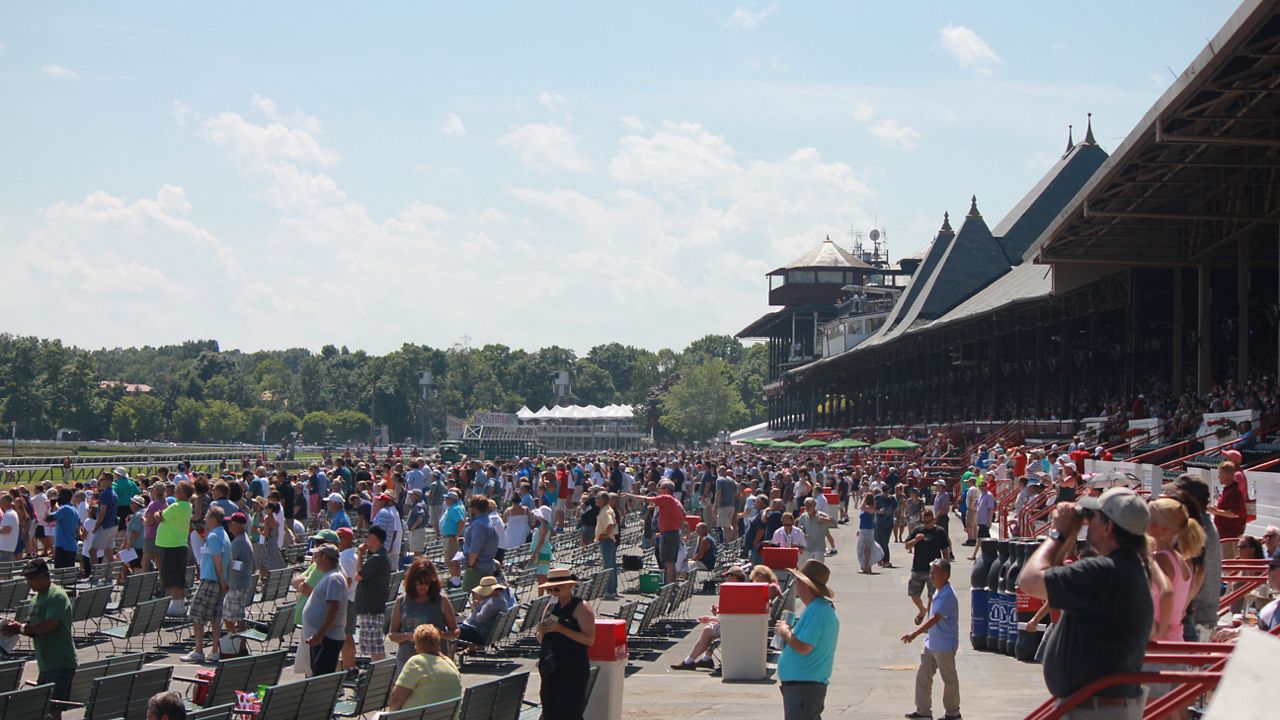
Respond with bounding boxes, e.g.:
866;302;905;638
535;568;596;720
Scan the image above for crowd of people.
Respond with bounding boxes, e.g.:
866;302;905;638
0;436;1272;720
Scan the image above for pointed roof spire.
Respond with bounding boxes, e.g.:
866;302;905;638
968;195;981;217
1062;124;1074;158
824;234;832;242
1082;113;1097;145
940;211;952;233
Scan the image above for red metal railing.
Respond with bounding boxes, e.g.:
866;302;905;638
1157;423;1277;470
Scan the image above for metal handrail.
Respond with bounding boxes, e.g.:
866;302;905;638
1157;423;1278;469
1022;670;1221;720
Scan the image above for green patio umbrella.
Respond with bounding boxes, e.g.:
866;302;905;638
870;437;921;450
797;439;828;448
772;440;801;448
828;438;870;448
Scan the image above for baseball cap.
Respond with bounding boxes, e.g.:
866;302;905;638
336;527;354;542
21;558;50;577
312;529;340;544
377;493;394;504
228;512;248;524
326;493;345;504
313;545;340;562
1077;487;1150;536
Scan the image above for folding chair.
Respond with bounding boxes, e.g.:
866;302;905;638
106;571;159;616
0;659;22;693
99;597;168;657
0;683;52;718
27;652;147;706
175;649;289;711
70;584;113;641
491;671;530;720
455;676;501;720
189;703;236;720
234;603;297;652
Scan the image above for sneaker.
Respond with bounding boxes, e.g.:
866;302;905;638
669;661;700;671
694;657;716;669
208;651;221;663
904;713;931;719
938;714;962;720
825;548;838;556
180;650;205;663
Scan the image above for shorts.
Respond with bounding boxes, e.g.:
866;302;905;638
443;537;460;563
907;570;936;598
189;580;225;623
143;537;157;555
90;527;118;551
716;507;734;528
38;668;74;703
159;545;188;590
658;530;680;564
977;524;991;539
35;526;46;539
357;613;386;655
222;587;252;621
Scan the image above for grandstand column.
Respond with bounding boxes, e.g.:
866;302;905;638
1172;268;1184;394
1238;238;1249;386
1197;260;1212;395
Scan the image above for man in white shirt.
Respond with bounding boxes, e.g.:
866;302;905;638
771;512;806;550
0;495;19;561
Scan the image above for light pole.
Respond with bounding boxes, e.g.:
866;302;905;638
9;421;15;458
418;371;433;446
260;424;267;460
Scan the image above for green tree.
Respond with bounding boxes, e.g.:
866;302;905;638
683;334;745;365
572;359;618;405
126;394;166;439
201;400;247;443
267;411;301;444
331;410;372;443
658;359;745;441
172;397;204;441
301;411;332;445
110;401;137;440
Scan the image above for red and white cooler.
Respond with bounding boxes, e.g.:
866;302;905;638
761;545;800;571
717;582;770;681
585;619;627;720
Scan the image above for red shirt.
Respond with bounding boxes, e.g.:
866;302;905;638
1012;452;1028;478
1215;481;1247;539
1069;449;1089;474
557;470;570;499
653;494;685;533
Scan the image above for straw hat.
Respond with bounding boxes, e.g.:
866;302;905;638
472;576;507;597
538;568;580;589
788;559;835;599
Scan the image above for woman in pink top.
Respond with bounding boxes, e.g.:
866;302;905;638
1147;497;1206;641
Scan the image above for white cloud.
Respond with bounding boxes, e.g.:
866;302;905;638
42;63;78;79
939;25;1002;74
538;92;568;114
172;101;194;127
497;123;593;173
853;102;876;122
440;112;467;137
724;4;777;31
868;119;921;150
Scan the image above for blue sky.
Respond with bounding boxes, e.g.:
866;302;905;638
0;1;1240;354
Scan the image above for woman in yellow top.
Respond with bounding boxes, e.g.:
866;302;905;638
388;624;462;711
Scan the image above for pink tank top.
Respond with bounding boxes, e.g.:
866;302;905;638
1150;548;1191;642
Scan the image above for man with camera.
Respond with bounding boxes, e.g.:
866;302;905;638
1017;487;1153;719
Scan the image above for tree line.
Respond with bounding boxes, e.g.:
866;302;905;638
0;334;767;445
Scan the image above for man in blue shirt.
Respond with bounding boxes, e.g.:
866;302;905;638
439;492;466;588
183;505;232;663
461;496;498;593
327;493;351;531
901;558;961;720
51;490;80;569
775;559;839;720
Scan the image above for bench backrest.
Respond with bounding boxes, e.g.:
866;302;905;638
114;571;159;611
72;584;113;623
257;671;345;720
0;683;52;717
67;652;148;704
349;657;398;715
377;697;460;720
188;703;236;720
0;659;22;693
129;597;170;637
265;602;298;642
0;578;28;610
456;675;501;720
492;671;529;720
86;665;174;720
205;649;289;708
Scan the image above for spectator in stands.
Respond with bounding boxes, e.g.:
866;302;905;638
931;481;951;531
354;525;391;661
690;522;718;572
1018;488;1153;719
969;480;996;561
157;481;194;617
1146;498;1204;642
855;496;878;575
595;491;619;599
405;489;427;555
775;559;839;720
1236;535;1263;559
458;576;508;646
301;544;347;676
327;493;350;531
223;512;255;638
744;495;770;565
1209;462;1247;558
536;569;596;720
50;488;78;570
1174;475;1221;642
372;492;403;561
112;466;140;531
799;497;835;566
182;505;231;663
902;558;961;720
0;494;19;562
390;558;459;675
671;565;780;671
88;472;118;572
461;495;499;593
624;480;685;584
439;491;465;588
905;508;952;625
1212;554;1280;639
388;624;462;711
1263;526;1279;560
141;482;166;572
713;465;740;542
3;559;77;719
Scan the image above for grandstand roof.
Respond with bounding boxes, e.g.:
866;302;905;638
516;404;635;420
1035;0;1280;267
